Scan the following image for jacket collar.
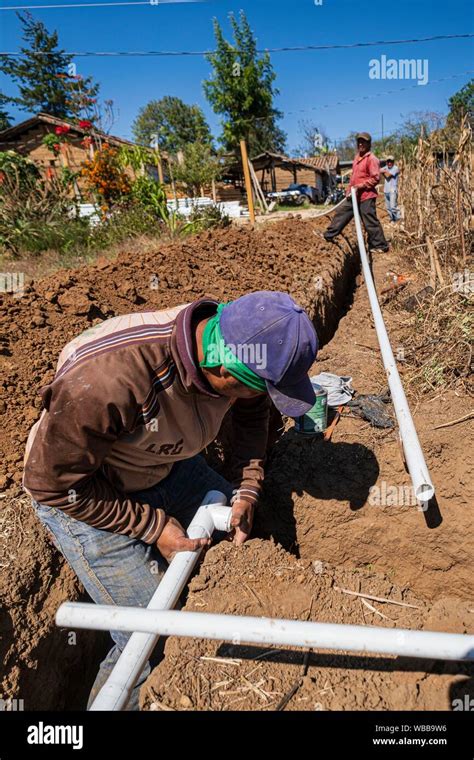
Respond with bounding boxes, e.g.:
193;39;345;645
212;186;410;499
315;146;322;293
354;150;372;163
171;298;220;397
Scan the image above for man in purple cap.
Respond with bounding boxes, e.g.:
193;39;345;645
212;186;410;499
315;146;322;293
23;290;317;708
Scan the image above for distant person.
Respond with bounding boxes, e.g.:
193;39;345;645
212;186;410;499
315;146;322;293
381;155;401;222
324;132;389;253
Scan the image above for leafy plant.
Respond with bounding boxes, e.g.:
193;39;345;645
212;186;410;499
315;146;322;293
130;176;167;214
81;144;131;211
0;167;81;255
156;205;194;238
188;203;230;231
0;151;39;186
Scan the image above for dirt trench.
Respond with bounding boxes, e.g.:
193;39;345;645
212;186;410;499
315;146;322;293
139;233;474;712
0;217;360;709
0;215;472;711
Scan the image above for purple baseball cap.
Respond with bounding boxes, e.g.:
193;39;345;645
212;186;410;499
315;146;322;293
219;291;318;417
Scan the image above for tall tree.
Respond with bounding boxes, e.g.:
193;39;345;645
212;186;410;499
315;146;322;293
173;142;221;197
132;96;212;153
203;11;286;156
447;79;474;128
0;91;12;130
0;12;99;119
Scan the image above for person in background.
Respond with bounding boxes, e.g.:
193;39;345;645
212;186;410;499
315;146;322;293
382;155;401;223
324;132;389;253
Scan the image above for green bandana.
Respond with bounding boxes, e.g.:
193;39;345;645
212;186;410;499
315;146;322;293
200;303;267;393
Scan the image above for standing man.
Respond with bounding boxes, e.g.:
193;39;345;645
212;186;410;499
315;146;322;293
22;290;318;709
382;155;401;222
324;132;389;253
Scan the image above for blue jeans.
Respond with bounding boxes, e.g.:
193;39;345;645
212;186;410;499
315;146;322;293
32;455;233;710
384;190;400;222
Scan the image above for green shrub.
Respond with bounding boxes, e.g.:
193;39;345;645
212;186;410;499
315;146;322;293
130;176;167;214
188;203;231;231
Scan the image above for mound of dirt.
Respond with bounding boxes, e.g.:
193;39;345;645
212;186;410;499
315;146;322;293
140;538;473;712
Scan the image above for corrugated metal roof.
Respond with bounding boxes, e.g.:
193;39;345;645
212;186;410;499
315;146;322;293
294;154;340;171
250;151;329;174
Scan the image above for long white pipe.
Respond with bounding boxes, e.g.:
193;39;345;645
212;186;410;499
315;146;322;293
81;491;231;711
351;188;435;504
56;605;474;662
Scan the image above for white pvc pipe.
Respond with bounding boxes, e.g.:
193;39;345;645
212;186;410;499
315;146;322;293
56;605;474;662
79;491;231;711
350;188;435;504
312;194;347;218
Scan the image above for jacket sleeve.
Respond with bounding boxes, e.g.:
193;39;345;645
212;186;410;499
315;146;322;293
23;360;166;545
228;394;270;506
360;155;380;190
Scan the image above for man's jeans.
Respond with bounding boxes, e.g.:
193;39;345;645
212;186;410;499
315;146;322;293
384;191;400;222
324;197;389;251
32;455;233;711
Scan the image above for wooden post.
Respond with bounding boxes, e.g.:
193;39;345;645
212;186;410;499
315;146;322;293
240;139;255;223
156;154;164;185
168;157;179;211
248;158;268;213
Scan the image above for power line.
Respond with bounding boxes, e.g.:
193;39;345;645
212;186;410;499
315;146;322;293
0;0;202;8
1;33;473;54
288;71;474;115
223;71;474;126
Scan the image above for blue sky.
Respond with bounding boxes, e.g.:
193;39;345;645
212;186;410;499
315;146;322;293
0;0;473;152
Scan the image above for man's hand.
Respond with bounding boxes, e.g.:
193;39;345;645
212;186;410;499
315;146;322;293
230;500;254;546
156;515;211;562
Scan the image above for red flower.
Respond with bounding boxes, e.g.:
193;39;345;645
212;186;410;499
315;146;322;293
79;119;93;130
55;124;70;135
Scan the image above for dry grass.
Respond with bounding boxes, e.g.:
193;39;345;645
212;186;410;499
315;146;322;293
392;119;473;398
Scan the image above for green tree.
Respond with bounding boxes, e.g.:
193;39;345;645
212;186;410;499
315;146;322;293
0;12;99;118
0;91;11;130
447;79;474;127
203;10;286;156
132;96;212;153
173;142;221;196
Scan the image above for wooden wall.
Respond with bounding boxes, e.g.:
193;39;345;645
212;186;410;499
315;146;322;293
259;166;325;193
